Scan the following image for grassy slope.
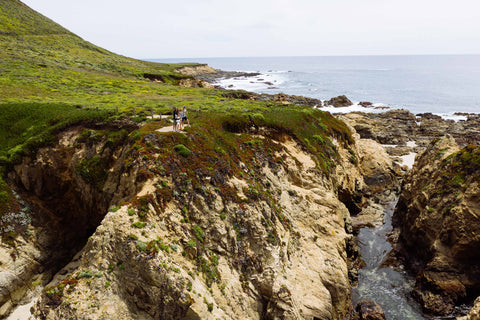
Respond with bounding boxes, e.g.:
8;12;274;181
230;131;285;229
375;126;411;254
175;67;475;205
0;0;353;223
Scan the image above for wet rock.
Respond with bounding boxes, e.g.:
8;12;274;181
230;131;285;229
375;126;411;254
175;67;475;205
354;300;386;320
416;112;442;120
359;101;373;107
326;95;353;107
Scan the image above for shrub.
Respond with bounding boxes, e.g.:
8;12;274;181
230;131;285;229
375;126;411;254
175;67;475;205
127;207;136;216
192;225;204;242
174;144;192;157
131;221;146;228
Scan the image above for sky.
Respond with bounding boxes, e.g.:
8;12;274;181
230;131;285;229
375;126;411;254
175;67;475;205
22;0;480;59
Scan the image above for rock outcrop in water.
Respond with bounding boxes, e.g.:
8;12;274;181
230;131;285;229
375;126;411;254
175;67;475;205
325;96;353;108
0;116;400;319
393;135;480;316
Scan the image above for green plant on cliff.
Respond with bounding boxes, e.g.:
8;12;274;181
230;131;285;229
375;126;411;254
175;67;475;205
174;144;192;157
75;155;109;189
441;144;480;190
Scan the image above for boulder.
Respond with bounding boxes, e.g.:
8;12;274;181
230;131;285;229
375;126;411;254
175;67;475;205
326;95;353;107
358;101;373;107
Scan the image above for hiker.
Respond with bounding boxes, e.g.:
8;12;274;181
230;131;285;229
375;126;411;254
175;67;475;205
179;107;184;130
180;106;190;130
172;107;179;132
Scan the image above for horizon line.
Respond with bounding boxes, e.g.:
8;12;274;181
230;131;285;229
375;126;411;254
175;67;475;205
143;53;480;61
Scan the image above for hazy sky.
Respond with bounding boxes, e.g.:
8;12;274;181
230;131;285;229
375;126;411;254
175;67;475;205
22;0;480;59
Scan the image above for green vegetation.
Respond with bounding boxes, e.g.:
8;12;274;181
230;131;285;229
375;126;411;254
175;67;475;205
76;270;93;279
76;155;109;189
192;224;205;243
131;221;146;229
174;144;192;157
441;145;480;191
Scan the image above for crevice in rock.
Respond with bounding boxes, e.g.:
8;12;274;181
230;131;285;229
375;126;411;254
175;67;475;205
1;123;139;316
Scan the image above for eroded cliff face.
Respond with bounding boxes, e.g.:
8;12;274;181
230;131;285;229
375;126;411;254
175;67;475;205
1;117;399;320
393;135;480;316
0;121;140;317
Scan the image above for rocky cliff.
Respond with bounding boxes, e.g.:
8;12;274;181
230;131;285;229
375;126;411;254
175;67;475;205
393;135;480;316
0;121;140;317
0;114;400;319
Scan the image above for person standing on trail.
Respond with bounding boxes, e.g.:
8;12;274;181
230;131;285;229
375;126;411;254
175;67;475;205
173;107;179;132
179;107;184;130
181;106;190;130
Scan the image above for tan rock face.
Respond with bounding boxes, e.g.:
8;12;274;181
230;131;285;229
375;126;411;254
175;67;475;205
393;135;480;316
2;120;399;320
30;136;357;319
0;124;139;317
175;64;218;77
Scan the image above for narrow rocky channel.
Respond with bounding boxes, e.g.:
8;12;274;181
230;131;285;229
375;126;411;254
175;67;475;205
352;199;427;320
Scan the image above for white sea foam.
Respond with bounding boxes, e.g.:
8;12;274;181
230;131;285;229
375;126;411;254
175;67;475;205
434;113;468;122
381;144;398;148
214;72;286;92
318;103;390;114
406;141;417;148
400;152;417;169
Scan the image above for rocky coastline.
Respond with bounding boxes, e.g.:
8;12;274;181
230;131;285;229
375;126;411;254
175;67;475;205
175;64;261;84
1;63;479;319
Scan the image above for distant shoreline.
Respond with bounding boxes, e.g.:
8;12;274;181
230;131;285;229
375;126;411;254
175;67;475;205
151;55;480;117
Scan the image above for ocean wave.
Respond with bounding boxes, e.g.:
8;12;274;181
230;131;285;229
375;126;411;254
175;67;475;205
434;113;468;121
318;104;388;114
214;72;285;91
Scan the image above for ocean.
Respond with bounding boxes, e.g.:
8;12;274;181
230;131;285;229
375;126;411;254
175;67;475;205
150;55;480;119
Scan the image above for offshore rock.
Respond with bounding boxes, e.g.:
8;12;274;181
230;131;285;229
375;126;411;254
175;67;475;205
393;135;480;316
326;95;353;107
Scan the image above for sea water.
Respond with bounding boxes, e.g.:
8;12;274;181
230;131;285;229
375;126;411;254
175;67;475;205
352;200;427;320
150;55;480;118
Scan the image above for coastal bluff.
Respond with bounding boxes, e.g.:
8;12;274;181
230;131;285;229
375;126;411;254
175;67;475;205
0;119;397;319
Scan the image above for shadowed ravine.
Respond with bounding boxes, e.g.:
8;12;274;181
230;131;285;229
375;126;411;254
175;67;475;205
352;200;427;320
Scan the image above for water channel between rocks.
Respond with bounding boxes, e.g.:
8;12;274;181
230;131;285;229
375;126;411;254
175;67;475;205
352;199;427;320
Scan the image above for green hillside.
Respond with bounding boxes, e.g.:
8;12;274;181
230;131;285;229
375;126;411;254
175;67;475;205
0;0;353;221
0;0;72;35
